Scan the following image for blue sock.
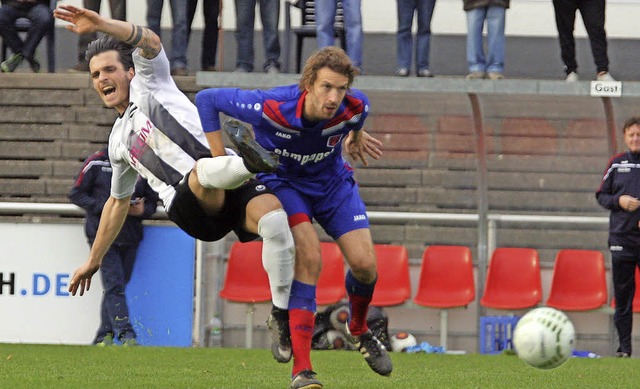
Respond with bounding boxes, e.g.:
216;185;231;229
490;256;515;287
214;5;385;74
288;280;317;312
345;269;376;298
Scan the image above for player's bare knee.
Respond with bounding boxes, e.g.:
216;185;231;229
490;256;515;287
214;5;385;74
349;261;377;284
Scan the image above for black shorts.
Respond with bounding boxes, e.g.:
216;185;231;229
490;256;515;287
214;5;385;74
167;172;273;242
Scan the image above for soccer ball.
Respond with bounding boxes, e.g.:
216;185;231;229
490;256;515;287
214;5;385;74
329;306;350;331
390;331;417;352
513;307;575;369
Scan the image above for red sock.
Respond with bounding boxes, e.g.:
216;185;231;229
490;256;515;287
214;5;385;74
289;308;315;377
348;294;371;336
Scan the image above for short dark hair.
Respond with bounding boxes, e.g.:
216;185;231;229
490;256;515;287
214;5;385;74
623;117;640;133
85;35;135;71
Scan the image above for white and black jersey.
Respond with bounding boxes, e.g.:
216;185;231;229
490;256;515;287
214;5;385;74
108;48;215;210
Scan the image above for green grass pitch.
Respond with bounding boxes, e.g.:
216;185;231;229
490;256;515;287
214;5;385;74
1;344;640;388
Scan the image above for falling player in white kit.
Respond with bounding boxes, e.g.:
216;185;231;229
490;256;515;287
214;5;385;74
54;4;295;364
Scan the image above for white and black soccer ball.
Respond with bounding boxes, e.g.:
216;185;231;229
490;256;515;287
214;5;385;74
513;307;575;369
390;331;417;352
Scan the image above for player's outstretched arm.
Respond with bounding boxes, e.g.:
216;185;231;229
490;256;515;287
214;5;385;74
68;196;131;296
54;4;161;59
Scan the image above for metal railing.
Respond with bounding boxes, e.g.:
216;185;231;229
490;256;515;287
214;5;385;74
0;201;609;347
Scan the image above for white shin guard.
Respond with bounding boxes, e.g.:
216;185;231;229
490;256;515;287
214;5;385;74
258;209;295;309
195;157;254;190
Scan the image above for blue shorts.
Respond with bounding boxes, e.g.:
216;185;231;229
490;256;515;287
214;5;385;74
259;174;369;240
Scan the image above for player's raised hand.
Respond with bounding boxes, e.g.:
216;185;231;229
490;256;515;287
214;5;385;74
68;260;100;296
53;4;102;35
345;130;383;166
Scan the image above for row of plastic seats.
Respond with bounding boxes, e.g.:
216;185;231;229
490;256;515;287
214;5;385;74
481;247;611;312
218;241;469;348
218;241;625;349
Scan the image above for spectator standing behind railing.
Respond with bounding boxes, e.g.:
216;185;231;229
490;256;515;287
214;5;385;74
233;0;281;73
0;0;53;73
70;0;127;72
315;0;363;71
69;148;159;346
187;0;220;72
463;0;509;80
552;0;615;82
595;117;640;358
395;0;436;78
147;0;189;76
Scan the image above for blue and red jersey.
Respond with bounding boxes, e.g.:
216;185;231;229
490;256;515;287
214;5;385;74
195;84;369;181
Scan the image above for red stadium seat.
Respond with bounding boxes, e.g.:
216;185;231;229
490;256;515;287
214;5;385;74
480;248;542;310
413;245;475;349
370;244;411;307
546;249;607;311
219;241;271;348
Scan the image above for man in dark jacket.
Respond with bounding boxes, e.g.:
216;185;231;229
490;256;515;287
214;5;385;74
0;0;53;72
69;148;159;346
596;117;640;357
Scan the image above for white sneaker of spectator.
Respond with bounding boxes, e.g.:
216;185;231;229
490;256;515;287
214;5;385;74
597;72;616;81
565;72;579;82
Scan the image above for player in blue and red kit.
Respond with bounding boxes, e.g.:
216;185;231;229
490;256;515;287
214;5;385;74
196;46;391;389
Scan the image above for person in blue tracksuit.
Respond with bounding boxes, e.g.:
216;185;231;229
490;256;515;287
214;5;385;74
196;46;392;389
596;117;640;358
70;148;159;346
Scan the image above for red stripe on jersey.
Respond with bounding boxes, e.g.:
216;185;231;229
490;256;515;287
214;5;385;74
296;91;308;118
289;212;311;228
597;152;627;192
264;99;292;127
324;94;364;128
74;150;107;187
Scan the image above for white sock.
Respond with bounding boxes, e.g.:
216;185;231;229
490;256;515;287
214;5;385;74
258;209;294;309
195;156;254;190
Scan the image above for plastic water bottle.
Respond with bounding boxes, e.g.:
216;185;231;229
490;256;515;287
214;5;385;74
207;316;223;348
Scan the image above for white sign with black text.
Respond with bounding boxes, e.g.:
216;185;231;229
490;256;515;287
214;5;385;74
590;81;622;97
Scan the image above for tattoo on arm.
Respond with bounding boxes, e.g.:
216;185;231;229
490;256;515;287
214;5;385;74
125;23;136;43
124;24;160;58
126;24;144;46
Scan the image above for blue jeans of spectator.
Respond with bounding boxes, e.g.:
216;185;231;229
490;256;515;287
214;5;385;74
316;0;363;69
147;0;189;70
93;243;138;343
234;0;281;72
0;3;53;60
465;6;506;74
396;0;436;73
